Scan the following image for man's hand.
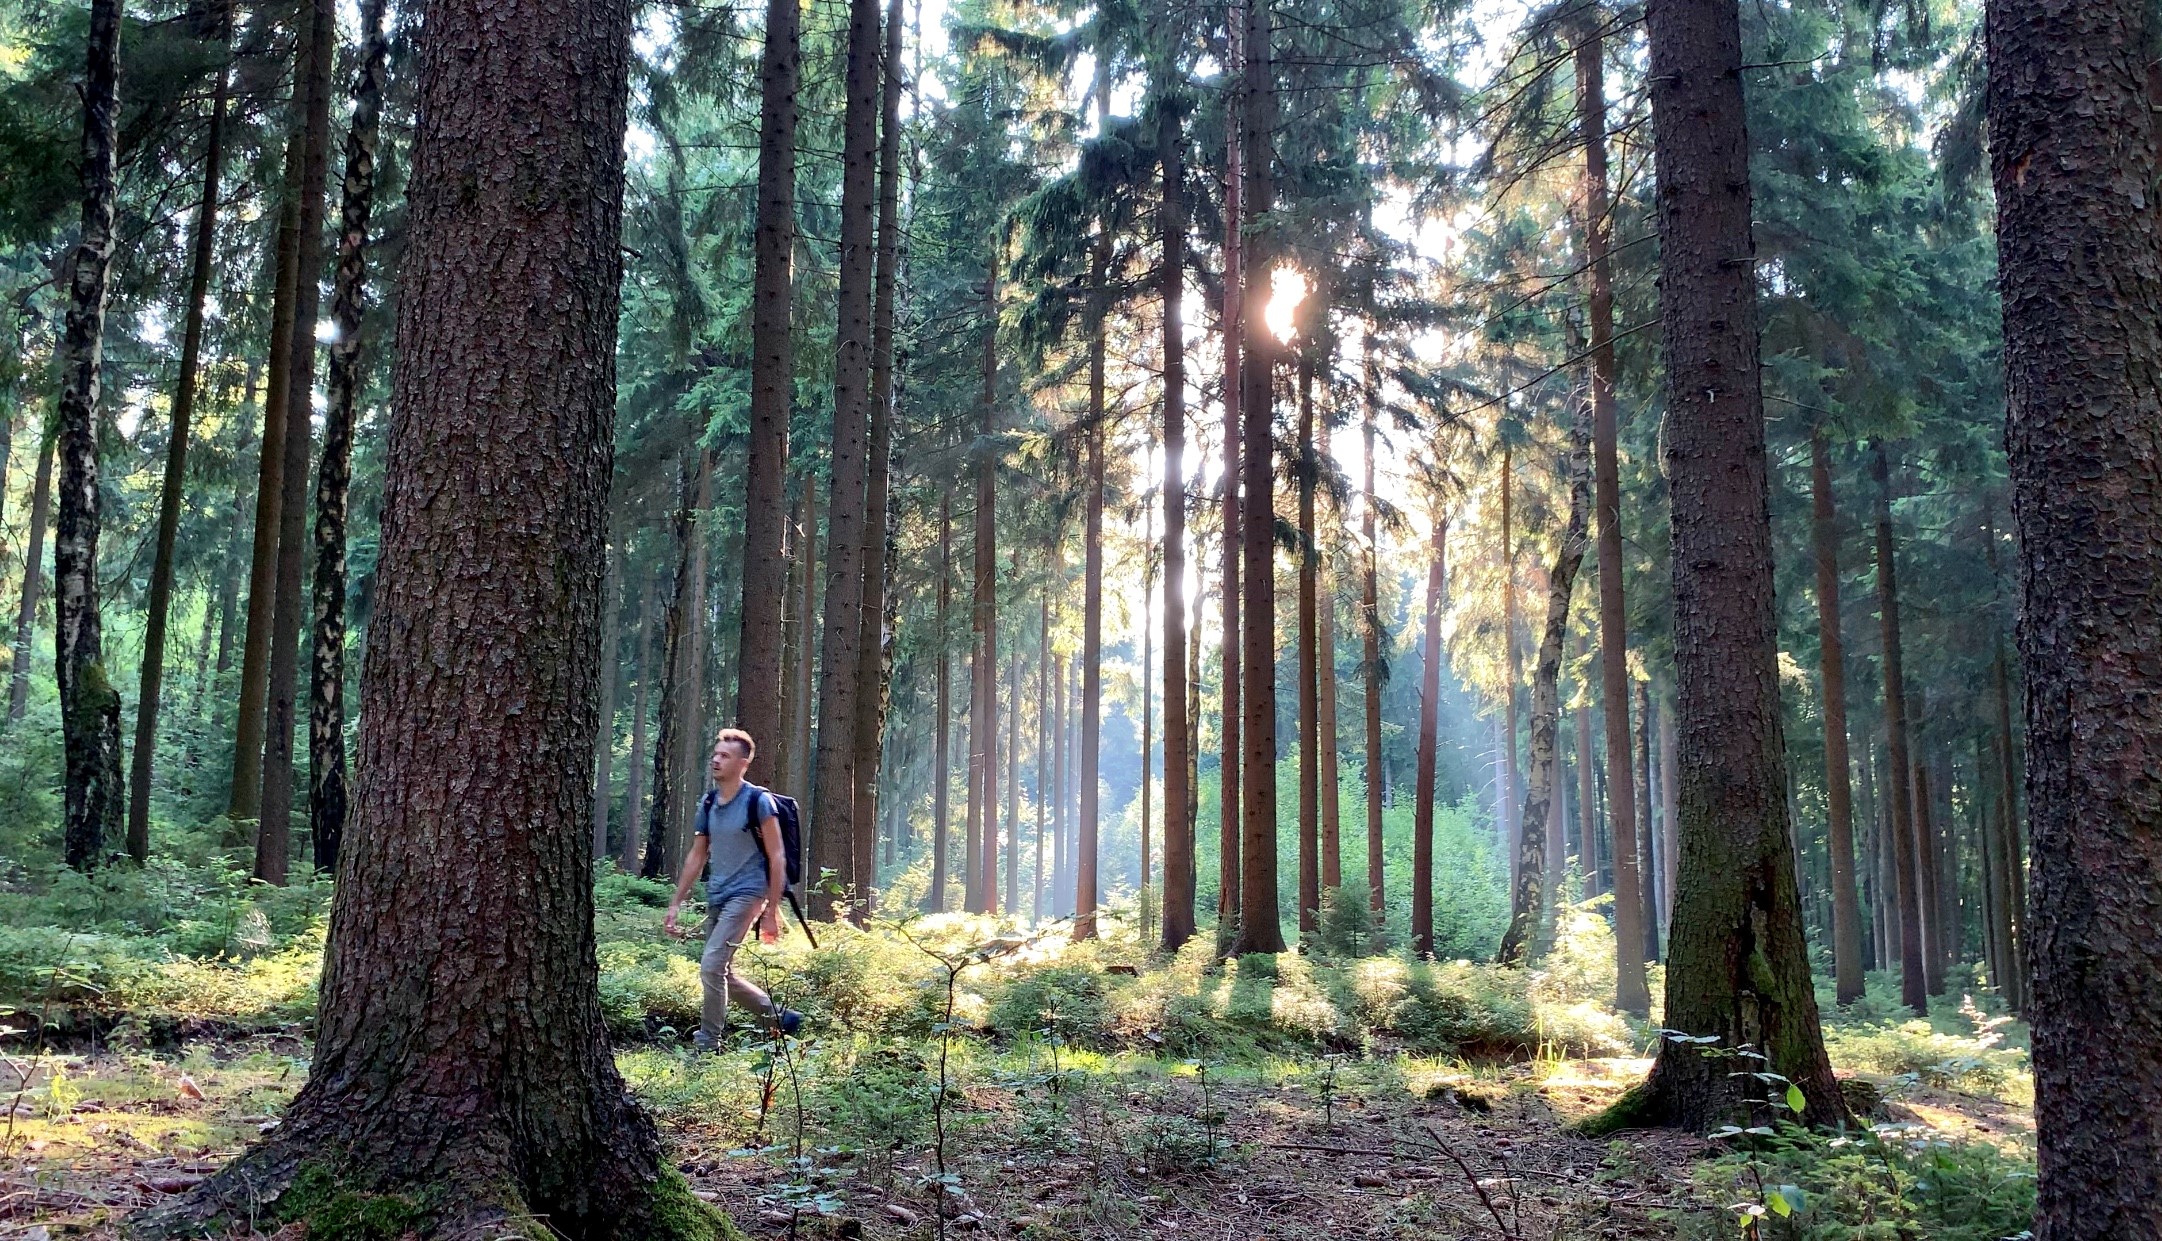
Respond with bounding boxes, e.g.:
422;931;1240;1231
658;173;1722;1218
664;902;686;939
758;904;781;945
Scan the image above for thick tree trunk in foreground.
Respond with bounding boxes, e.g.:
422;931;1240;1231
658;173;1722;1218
1411;512;1445;957
135;0;726;1231
7;434;54;729
736;0;798;757
1229;0;1283;956
1808;430;1865;1004
130;22;232;862
308;0;393;874
1498;397;1591;966
1871;442;1927;1014
1988;7;2162;1231
257;0;337;884
808;0;882;916
55;0;126;872
1160;86;1195;949
1592;0;1844;1133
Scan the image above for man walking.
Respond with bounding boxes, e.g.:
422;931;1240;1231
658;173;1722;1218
664;728;803;1049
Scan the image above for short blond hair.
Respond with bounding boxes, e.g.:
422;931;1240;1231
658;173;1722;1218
715;728;756;760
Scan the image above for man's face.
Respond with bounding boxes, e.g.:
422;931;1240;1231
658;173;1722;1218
709;738;751;783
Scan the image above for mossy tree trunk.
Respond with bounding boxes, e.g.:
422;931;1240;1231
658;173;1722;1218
132;0;731;1231
1592;0;1845;1134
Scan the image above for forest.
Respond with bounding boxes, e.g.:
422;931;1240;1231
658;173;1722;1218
0;0;2151;1235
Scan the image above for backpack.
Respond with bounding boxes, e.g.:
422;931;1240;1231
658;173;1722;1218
700;782;803;889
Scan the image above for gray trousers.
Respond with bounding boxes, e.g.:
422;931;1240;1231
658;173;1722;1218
699;894;778;1046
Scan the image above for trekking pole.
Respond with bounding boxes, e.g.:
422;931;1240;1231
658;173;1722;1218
784;890;819;950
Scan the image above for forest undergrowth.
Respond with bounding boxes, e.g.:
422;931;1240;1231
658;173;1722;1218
0;857;2036;1239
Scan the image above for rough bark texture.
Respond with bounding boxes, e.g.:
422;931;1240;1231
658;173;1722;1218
1577;1;1647;1015
1217;2;1245;936
132;0;726;1230
55;0;125;872
256;0;336;884
307;0;392;874
1498;395;1590;966
808;0;883;914
1160;84;1195;949
1987;9;2162;1231
1808;430;1864;1003
7;434;53;728
1594;0;1844;1134
1411;513;1445;957
130;22;232;861
1230;0;1282;956
736;0;798;758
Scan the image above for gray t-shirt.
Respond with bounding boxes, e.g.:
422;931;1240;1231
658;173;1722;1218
696;782;779;907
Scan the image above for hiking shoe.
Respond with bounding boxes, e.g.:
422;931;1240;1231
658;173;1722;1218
691;1031;720;1055
775;1008;804;1036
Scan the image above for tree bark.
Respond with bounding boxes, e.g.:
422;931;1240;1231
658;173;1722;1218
307;0;392;874
1987;8;2162;1228
640;466;696;880
1573;691;1595;896
129;17;233;861
620;568;656;870
1500;441;1521;893
1593;0;1844;1133
1160;78;1195;949
9;433;54;729
1229;0;1282;956
1217;0;1245;937
969;262;999;915
1912;748;1945;994
1573;1;1647;1013
928;491;952;912
1636;677;1659;960
1808;428;1865;1004
808;0;883;915
1005;640;1020;913
1037;593;1050;922
1869;441;1927;1013
1296;360;1319;933
1497;389;1591;966
134;0;725;1227
849;0;905;909
53;0;126;872
1317;421;1343;899
789;487;819;799
736;0;799;758
1075;74;1110;940
1411;511;1446;956
669;458;714;866
1360;384;1385;918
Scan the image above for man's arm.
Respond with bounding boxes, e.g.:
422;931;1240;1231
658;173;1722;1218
663;835;710;937
755;812;785;938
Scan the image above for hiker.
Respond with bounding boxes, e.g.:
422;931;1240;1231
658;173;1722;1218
664;727;804;1049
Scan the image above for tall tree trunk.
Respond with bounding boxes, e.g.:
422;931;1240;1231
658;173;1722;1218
1497;390;1591;965
1593;0;1845;1133
1411;511;1445;956
1912;748;1946;994
1658;690;1678;930
737;0;799;756
1360;385;1385;918
620;568;656;870
640;467;696;880
1160;79;1195;949
1809;428;1865;1004
1037;593;1050;922
1075;71;1110;941
593;533;623;858
1988;8;2162;1228
1217;0;1245;937
789;488;818;797
850;0;904;905
1574;692;1596;896
1871;441;1927;1013
669;458;714;866
1576;1;1647;1015
1317;420;1343;898
9;433;54;729
808;0;883;916
1991;649;2026;1010
53;0;126;871
1500;441;1521;891
307;0;392;874
135;0;718;1227
969;263;999;915
1229;0;1283;956
1635;677;1658;960
1050;648;1067;913
1296;359;1319;933
928;491;952;912
257;0;337;884
1005;642;1020;913
129;17;233;861
1141;506;1155;939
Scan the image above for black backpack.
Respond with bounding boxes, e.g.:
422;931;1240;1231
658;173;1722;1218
700;781;803;890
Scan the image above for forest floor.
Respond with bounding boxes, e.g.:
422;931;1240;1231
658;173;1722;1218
0;1032;2031;1240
